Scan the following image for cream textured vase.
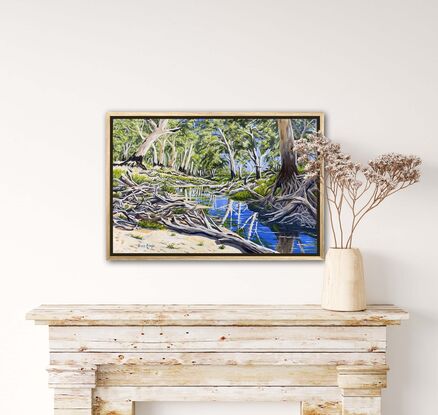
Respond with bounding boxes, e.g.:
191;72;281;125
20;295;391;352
322;248;366;311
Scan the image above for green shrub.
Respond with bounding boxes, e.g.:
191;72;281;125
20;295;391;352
253;176;277;196
230;190;252;201
297;164;306;174
256;175;276;186
113;167;124;180
253;183;269;196
164;173;191;182
138;220;165;230
162;183;176;193
132;173;150;184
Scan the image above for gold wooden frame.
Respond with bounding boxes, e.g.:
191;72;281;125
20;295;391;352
106;112;325;260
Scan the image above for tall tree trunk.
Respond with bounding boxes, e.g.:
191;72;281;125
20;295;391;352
250;148;261;179
218;128;237;179
151;143;158;166
122;142;132;161
125;119;177;168
184;144;194;172
180;146;188;172
254;164;261;180
168;140;177;168
246;129;262;179
271;119;299;196
158;137;167;166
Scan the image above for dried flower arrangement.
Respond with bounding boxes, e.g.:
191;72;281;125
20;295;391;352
295;133;421;248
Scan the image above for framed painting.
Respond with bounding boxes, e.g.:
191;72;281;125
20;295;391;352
107;112;324;260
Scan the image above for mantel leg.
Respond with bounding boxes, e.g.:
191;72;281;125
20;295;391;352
48;365;97;415
301;400;341;414
54;388;93;415
93;396;135;415
341;396;381;415
337;365;388;415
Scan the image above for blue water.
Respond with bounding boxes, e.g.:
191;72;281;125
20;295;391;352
178;187;317;254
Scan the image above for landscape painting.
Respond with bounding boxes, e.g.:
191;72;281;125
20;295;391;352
107;112;324;259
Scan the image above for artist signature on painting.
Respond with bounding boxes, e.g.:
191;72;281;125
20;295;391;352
138;242;155;250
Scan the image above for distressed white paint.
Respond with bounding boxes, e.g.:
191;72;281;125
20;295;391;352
28;304;407;326
28;305;401;414
48;325;387;353
49;352;386;366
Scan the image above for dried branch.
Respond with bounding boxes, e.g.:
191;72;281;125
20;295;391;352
295;133;421;248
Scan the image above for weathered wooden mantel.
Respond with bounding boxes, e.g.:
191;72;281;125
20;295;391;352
26;305;408;415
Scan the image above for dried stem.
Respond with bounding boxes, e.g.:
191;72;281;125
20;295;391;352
295;133;421;249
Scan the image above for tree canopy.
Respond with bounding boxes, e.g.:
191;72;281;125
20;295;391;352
112;117;318;180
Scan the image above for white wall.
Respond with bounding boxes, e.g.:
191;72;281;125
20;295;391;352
0;0;437;414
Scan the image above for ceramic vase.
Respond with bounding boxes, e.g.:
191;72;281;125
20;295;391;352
322;248;366;311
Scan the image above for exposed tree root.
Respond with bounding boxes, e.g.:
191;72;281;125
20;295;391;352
251;176;318;228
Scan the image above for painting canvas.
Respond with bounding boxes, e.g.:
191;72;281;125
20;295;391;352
107;112;324;260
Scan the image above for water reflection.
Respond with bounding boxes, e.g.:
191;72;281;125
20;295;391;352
178;187;317;254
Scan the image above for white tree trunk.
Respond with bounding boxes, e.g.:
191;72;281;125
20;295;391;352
218;128;237;179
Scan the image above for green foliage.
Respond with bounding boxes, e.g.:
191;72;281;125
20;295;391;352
162;183;176;193
113;167;125;180
160;172;206;184
253;175;277;196
112;117;317;182
230;190;252;201
297;164;306;174
212;172;232;183
138;220;166;230
166;243;177;249
256;175;276;186
172;207;186;214
292;118;318;140
132;173;151;184
253;183;270;196
219;244;226;249
112;119;148;162
131;234;143;240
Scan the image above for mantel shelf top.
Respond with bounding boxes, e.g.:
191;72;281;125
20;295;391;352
26;304;408;326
